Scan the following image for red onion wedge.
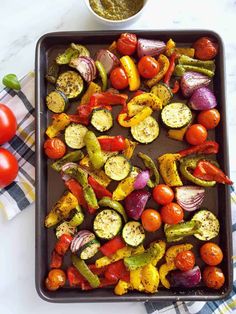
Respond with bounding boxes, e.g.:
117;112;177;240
189;86;217;110
137;38;166;58
70;230;95;253
125;189;150;220
69;56;96;82
170;266;201;288
175;186;205;211
134;170;150;190
180;71;211;98
96;49;120;74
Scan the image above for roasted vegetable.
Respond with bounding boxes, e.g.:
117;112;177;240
170;266;201;288
104;155;131;181
45;61;59;84
46;113;70;138
166;38;195;58
98;197;128;223
84;131;105;169
189;87;217;110
45;192;78;228
161;102;192;129
120;55;141;91
56;71;84;99
55;221;77;239
138;152;160;188
80;82;102;105
179;55;216;71
134;170;150;190
56;47;77;64
165;220;202;242
192;209;220;241
174;64;215;78
180;71;211;98
114;280;130;296
175;186;205;211
91;108;113;132
112;168;139;201
65;123;88;149
93;209;122;240
193;37;218;60
158;153;183;187
151;83;173;107
51;151;84;172
46;90;68;113
122;221;145;247
69;205;84;227
69;56;96;82
146;54;170;88
130;116;159;144
141;263;160;293
95;60;107;91
118;106;153;128
124;189;150;220
127;93;162;116
137;38;166;58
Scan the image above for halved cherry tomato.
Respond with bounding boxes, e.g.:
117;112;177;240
0;148;19;188
197;109;220;130
200;242;223;266
117;33;137;56
0;103;17;145
152;184;174;205
44;138;66;159
110;67;129;90
50;250;63;269
175;250;195;271
45;277;59;291
193;37;218;60
138;56;160;79
141;209;162;232
185;124;208;146
160;202;184;225
203;266;225;289
46;269;66;291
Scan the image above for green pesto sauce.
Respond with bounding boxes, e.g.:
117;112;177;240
89;0;144;20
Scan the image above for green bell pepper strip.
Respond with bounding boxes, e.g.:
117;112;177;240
72;255;100;288
95;61;107;91
98;197;128;222
56;47;77;64
178;55;216;71
124;244;160;271
179;156;217;187
2;74;21;90
165;220;202;243
84;131;105;170
69;205;84;227
138;152;160;188
83;185;99;211
51;151;84;172
174;65;214;77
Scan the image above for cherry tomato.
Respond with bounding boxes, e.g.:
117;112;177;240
160;202;184;225
197;109;220;130
185;124;208;145
45;277;60;291
54;234;73;256
117;33;137;56
193;37;218;60
48;269;66;287
175;250;195;271
137;56;160;79
110;67;129;90
141;209;162;232
153;184;174;205
0;148;19;188
0;103;17;144
202;266;225;289
44;138;66;159
200;242;223;266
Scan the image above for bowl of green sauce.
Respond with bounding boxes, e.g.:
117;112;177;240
85;0;148;25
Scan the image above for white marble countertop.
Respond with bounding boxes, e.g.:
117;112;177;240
0;0;236;313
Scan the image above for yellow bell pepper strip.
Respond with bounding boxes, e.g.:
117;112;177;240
166;38;195;58
44;192;78;228
158;153;183;187
80;81;101;105
146;54;170;88
159;263;175;289
151;241;166;266
114;280;130;296
120;55;141;91
46;113;70;138
118;106;153;128
127;93;162;116
130;268;144;291
123;139;137;159
95;245;145;268
141;263;160;293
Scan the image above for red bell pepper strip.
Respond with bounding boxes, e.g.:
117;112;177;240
67;266;86;287
88;176;112;199
65;179;88;209
193;160;233;185
54;234;73;256
89;92;128;107
104;260;130;283
98;135;127;152
179;141;219;157
99;236;126;256
81;277;118;290
88;264;107;275
50;250;63;269
163;53;178;85
171;80;180;94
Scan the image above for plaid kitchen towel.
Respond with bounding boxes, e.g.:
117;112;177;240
0;72;35;220
145;187;236;314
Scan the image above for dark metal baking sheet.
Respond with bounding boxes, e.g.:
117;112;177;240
35;30;232;303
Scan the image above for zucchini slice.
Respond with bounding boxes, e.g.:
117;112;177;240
130;116;159;144
65;123;88;149
161;102;192;129
56;71;84;99
55;221;77;239
91;109;113;132
78;239;101;260
46;90;68;113
122;221;145;247
104;155;131;181
93;209;122;240
151;83;173;107
192;209;220;241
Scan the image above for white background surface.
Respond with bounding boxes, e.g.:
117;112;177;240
0;0;236;313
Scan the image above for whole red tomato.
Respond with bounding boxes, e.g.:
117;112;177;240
110;67;129;90
185;124;208;145
160;202;184;225
117;33;137;56
153;184;174;205
175;250;195;271
0;148;19;188
138;56;160;79
193;37;218;60
0;103;17;144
